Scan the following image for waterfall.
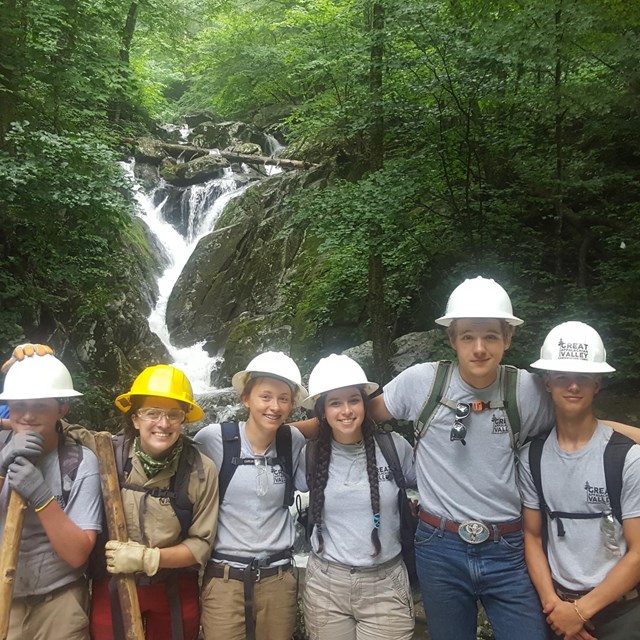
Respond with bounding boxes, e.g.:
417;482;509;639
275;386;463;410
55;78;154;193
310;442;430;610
123;161;250;393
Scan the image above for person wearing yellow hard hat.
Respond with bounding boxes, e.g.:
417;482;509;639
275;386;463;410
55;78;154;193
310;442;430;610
0;343;101;640
89;364;219;640
194;351;308;640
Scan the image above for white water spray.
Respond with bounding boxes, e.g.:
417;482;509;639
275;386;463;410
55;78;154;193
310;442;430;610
122;161;249;392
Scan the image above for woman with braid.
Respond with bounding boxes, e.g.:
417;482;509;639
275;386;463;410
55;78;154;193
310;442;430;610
302;354;416;640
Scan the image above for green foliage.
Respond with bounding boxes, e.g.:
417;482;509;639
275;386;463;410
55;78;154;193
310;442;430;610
0;122;135;354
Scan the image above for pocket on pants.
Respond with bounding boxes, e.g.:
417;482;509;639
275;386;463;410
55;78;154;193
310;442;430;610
303;560;330;631
414;521;439;547
499;531;525;553
385;561;415;618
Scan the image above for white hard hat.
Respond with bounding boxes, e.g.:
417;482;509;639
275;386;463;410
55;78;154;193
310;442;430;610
302;354;379;410
530;321;615;373
0;353;82;400
435;276;523;327
232;351;308;406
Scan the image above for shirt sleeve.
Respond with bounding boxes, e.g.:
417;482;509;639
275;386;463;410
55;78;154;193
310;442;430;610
65;447;102;532
621;445;640;520
183;455;219;567
516;442;541;510
291;427;308;492
383;363;437;422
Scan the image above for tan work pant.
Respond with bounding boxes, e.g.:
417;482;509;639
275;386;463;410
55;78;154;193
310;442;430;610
200;566;297;640
303;553;415;640
9;579;89;640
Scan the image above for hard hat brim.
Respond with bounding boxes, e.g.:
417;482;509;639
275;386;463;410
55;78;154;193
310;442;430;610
231;370;308;407
435;312;524;327
301;382;380;410
114;392;205;423
0;388;83;400
530;359;615;374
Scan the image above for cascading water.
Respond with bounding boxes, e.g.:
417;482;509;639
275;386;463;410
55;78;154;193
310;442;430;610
123;161;250;393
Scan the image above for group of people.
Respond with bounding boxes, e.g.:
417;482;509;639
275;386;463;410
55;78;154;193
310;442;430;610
0;276;639;640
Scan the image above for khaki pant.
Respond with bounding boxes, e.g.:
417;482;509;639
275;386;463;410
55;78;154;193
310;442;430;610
303;553;414;640
9;580;89;640
201;567;297;640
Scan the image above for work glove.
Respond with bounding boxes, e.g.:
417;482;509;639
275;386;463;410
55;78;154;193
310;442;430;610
0;432;44;477
1;343;54;374
105;540;161;576
6;456;55;511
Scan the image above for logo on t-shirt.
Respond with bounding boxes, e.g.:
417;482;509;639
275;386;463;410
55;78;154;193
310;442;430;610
271;467;286;484
491;414;509;434
584;481;609;505
378;465;393;482
558;339;589;361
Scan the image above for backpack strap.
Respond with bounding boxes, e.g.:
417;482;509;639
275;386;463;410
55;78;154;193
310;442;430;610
275;425;294;508
305;439;319;534
604;430;635;524
528;434;550;553
57;431;83;508
374;431;406;489
501;365;521;447
219;421;241;505
170;440;201;539
414;361;453;448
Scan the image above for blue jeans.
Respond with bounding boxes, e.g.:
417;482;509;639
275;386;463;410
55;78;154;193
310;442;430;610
415;521;551;640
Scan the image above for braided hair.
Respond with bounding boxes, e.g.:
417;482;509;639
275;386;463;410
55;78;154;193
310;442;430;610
310;388;382;556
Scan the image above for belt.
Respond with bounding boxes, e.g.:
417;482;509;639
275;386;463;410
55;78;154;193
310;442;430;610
419;510;522;544
554;581;640;604
205;561;291;583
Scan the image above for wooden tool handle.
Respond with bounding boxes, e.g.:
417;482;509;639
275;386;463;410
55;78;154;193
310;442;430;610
0;491;27;639
94;432;145;640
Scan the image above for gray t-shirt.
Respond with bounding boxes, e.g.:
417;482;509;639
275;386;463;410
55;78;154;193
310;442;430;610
383;362;553;522
194;422;306;565
0;444;102;597
311;432;415;566
518;422;640;591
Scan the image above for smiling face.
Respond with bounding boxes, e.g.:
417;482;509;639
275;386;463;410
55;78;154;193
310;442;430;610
8;398;68;452
449;319;511;388
322;386;366;444
132;395;184;459
243;377;293;436
545;372;600;418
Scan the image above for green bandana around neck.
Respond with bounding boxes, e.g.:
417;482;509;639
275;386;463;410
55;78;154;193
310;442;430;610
134;435;184;478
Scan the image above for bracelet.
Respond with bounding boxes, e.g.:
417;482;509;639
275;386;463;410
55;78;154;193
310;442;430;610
573;600;588;624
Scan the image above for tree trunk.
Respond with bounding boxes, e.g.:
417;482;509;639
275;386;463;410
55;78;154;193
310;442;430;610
367;2;391;383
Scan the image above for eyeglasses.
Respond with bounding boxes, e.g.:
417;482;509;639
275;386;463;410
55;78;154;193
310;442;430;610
136;408;186;425
450;402;470;446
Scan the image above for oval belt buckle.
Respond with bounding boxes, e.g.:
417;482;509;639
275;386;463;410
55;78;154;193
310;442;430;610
458;520;490;544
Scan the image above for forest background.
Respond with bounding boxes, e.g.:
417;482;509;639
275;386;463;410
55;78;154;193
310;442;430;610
1;0;640;420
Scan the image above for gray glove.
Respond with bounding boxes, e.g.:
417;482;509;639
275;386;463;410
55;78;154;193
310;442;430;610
7;456;54;510
0;432;44;477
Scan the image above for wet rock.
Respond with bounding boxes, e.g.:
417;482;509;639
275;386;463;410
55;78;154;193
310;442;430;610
160;155;230;187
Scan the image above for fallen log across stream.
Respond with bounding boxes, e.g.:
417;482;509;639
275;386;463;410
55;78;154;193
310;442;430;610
123;138;318;170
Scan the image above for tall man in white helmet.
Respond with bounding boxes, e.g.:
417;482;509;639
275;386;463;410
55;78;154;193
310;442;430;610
367;277;640;640
519;322;640;640
0;344;102;639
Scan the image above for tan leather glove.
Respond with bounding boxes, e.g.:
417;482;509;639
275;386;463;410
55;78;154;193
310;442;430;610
105;540;161;576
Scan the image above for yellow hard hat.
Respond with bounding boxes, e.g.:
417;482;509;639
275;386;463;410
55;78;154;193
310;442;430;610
114;365;204;423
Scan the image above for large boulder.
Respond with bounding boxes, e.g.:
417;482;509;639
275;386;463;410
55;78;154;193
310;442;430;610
191;121;272;154
160;155;230;187
165;166;337;381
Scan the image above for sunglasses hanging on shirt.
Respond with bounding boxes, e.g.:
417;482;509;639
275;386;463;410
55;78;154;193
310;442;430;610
450;402;471;445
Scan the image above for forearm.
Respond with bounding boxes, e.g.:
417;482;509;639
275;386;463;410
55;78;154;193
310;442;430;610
577;549;640;619
290;417;319;439
158;542;198;569
524;529;559;609
606;421;640;443
37;500;97;567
